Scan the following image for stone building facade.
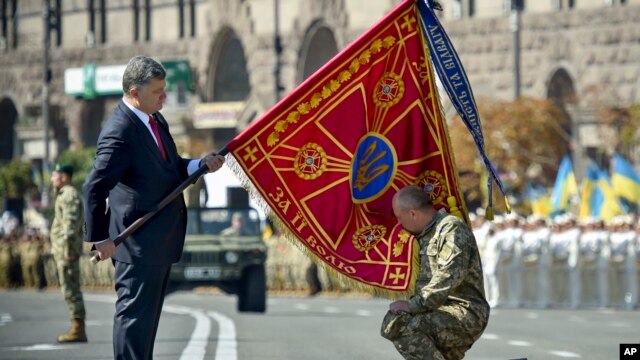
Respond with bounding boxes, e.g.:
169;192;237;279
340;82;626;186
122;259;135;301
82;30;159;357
0;0;639;180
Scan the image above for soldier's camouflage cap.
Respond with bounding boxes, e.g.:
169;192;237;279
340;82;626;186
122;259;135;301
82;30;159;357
53;163;74;176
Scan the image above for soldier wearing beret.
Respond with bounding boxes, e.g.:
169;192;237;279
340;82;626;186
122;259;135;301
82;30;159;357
51;163;87;343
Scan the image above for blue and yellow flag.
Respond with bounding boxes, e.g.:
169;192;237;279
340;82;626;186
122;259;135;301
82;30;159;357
579;161;624;221
551;155;578;213
612;152;640;204
525;182;551;216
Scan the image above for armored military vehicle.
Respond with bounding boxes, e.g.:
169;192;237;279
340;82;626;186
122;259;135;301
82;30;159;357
170;205;267;312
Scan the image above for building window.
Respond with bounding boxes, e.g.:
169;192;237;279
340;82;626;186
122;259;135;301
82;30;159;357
1;0;8;50
190;0;196;37
133;0;139;42
9;0;15;48
178;0;184;38
99;0;106;43
144;0;150;41
52;0;62;47
88;0;95;46
469;0;475;17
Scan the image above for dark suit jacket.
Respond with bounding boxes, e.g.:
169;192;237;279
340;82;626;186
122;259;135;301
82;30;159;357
83;101;193;265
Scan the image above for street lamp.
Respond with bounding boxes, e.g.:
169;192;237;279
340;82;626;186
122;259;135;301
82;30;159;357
41;0;57;206
274;0;284;103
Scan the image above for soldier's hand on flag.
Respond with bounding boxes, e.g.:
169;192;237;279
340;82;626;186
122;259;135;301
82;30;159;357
389;300;412;314
95;238;116;260
200;153;225;173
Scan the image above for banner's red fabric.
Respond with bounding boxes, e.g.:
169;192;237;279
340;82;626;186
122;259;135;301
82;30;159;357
227;0;466;294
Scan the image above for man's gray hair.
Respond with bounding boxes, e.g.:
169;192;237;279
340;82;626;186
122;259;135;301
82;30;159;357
394;185;433;212
122;55;166;95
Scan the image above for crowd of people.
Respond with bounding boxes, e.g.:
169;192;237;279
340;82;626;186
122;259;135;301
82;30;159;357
472;209;639;310
0;211;50;289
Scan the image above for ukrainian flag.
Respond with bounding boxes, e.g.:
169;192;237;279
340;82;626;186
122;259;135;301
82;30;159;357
525;182;552;216
551;155;579;213
612;152;640;204
579;161;624;221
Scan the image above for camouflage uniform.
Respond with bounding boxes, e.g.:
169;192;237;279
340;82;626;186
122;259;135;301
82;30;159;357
18;236;43;288
382;212;490;360
0;237;12;287
50;184;86;320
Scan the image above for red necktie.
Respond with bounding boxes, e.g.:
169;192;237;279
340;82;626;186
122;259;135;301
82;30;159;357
148;115;167;161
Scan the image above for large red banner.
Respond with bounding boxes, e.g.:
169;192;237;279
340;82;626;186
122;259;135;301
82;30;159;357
226;0;466;296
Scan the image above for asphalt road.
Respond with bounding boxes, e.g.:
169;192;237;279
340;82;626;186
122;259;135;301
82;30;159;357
0;289;638;359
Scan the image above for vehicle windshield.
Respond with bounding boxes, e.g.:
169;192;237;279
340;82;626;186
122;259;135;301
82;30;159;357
186;208;261;236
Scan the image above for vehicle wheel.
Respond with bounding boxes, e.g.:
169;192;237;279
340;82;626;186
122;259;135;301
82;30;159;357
237;265;267;313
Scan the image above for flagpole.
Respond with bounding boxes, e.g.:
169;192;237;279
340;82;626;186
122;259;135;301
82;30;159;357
90;147;229;264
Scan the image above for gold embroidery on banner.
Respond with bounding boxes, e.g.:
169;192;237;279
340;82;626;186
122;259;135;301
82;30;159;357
266;32;399;147
393;230;411;257
242;146;259;163
417;170;448;206
373;72;405;108
411;56;430;85
389;267;406;285
353;225;387;252
400;14;417;32
294;143;327;180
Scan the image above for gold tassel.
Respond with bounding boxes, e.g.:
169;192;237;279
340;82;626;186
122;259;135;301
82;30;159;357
447;196;462;220
504;196;512;214
485;206;494;221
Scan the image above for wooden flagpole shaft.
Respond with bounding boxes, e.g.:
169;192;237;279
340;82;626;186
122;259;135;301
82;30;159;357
90;147;229;264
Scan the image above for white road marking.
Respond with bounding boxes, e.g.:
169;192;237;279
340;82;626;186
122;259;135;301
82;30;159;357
208;311;237;360
294;303;310;311
508;340;532;347
549;350;582;358
355;309;371;316
480;333;500;340
86;294;237;360
0;313;12;326
608;321;630;328
163;305;212;360
7;344;77;351
324;306;340;314
525;312;539;319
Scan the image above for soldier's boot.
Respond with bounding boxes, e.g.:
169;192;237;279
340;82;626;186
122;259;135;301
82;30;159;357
57;318;87;343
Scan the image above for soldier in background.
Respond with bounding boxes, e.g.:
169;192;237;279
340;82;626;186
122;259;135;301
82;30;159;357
18;228;43;288
471;209;490;259
548;215;580;308
607;215;637;310
50;163;87;343
519;215;550;308
499;213;523;307
633;220;640;309
0;233;12;287
481;216;501;308
577;218;609;308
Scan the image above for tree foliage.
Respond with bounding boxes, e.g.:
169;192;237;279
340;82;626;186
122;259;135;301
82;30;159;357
56;147;97;190
0;160;37;199
448;97;571;212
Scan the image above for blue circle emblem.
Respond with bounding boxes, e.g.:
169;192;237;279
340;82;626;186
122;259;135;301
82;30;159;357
351;133;396;203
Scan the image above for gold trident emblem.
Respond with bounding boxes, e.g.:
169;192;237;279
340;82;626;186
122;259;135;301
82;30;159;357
353;142;389;191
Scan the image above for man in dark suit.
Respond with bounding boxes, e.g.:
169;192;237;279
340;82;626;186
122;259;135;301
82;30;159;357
83;55;225;359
